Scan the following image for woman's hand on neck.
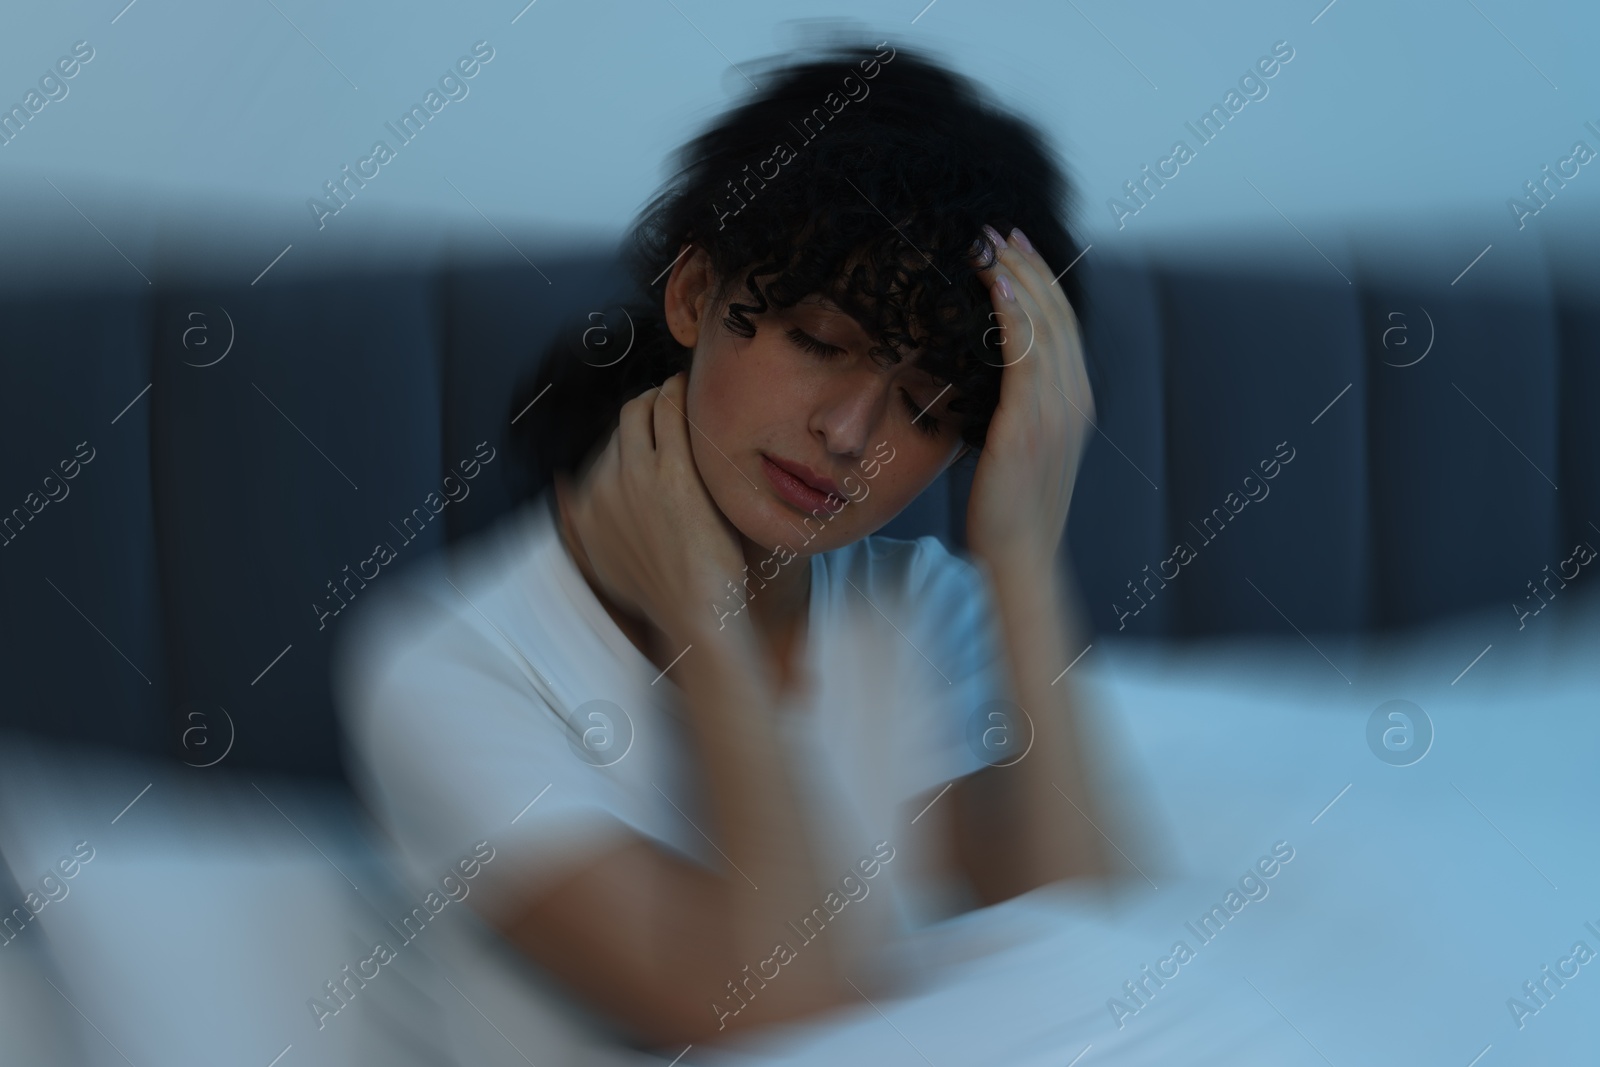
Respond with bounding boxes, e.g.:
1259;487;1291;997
553;475;652;640
553;474;810;661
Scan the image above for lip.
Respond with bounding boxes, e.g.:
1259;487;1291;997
761;454;846;513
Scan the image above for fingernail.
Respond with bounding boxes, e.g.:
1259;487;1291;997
982;224;1006;251
996;274;1015;302
1010;228;1035;254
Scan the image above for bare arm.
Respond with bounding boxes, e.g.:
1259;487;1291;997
482;612;892;1047
941;224;1116;906
945;556;1111;907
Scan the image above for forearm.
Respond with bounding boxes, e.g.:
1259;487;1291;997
491;609;893;1046
658;616;886;1013
977;552;1111;893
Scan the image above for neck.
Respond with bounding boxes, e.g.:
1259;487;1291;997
551;480;811;657
733;535;811;639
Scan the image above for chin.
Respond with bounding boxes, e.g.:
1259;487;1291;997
719;483;849;558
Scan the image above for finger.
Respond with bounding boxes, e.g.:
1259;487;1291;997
1020;259;1086;386
997;227;1056;299
983;227;1060;351
986;227;1089;406
1003;227;1089;374
618;387;657;463
980;226;1079;349
971;225;1004;272
979;230;1090;448
978;277;1019;370
577;417;624;530
985;258;1051;381
651;372;694;462
1034;275;1092;424
970;226;1020;364
992;226;1068;316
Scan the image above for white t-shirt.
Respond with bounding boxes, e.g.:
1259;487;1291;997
332;491;1013;1057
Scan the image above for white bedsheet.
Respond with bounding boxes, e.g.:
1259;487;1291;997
710;593;1600;1065
2;592;1595;1065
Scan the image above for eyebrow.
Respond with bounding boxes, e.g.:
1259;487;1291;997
794;294;864;327
792;296;949;386
793;296;900;354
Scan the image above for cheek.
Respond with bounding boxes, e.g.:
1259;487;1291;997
686;354;732;430
860;448;939;511
683;337;769;517
686;329;774;443
834;435;949;529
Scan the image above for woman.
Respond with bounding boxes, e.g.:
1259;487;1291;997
337;38;1114;1057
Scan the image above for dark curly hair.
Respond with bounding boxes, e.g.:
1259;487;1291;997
507;37;1095;501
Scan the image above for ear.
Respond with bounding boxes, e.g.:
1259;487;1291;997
663;244;718;349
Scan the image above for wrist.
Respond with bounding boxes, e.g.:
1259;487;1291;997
657;599;758;660
975;544;1060;594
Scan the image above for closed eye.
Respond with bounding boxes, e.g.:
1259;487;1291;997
785;327;847;359
788;325;948;437
902;389;943;437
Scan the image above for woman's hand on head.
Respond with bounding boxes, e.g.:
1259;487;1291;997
963;226;1095;569
565;371;748;643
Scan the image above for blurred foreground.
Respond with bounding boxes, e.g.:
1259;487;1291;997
3;588;1595;1065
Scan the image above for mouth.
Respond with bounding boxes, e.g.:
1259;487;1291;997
761;454;846;514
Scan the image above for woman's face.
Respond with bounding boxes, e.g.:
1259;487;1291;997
665;248;970;558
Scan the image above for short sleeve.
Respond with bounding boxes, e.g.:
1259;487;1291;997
332;581;643;922
899;536;1018;798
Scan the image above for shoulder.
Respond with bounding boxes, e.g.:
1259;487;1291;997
331;501;554;747
328;499;650;901
824;530;984;596
818;531;990;633
818;534;1005;795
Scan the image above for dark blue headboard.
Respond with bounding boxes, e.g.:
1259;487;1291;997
1;239;1593;779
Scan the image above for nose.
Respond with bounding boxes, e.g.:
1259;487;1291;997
813;369;891;459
